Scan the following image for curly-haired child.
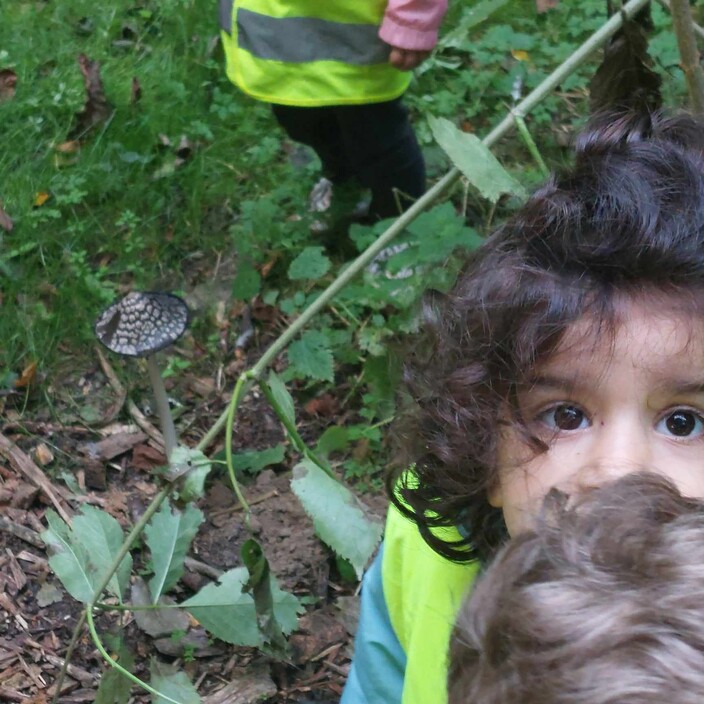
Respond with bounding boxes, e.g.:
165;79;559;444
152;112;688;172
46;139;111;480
341;109;704;703
449;472;704;704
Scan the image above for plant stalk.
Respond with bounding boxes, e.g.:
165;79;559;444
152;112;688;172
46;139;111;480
656;0;704;42
669;0;704;114
512;110;550;178
147;354;177;459
199;0;650;451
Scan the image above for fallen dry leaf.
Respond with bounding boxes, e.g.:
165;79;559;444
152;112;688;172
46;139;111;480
511;49;530;62
55;140;81;154
304;394;338;417
33;192;50;207
131;443;167;471
15;361;37;388
0;68;17;101
33;443;55;467
70;53;113;139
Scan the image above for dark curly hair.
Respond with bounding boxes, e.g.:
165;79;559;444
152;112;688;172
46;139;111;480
389;110;704;563
448;473;704;704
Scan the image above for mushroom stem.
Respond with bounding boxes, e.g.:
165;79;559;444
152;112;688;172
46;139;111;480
146;355;177;460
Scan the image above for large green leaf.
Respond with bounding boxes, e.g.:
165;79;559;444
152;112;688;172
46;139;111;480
439;0;511;48
287;329;334;382
232;261;261;300
291;459;383;578
288;246;331;281
41;506;132;604
182;567;301;647
145;501;204;603
428;116;526;204
150;660;200;704
232;444;286;475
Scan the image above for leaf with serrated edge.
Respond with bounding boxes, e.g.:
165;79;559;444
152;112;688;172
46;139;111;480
169;446;212;501
182;567;301;646
150;659;200;704
291;460;383;578
266;371;295;425
42;510;95;604
288;246;331;280
131;578;190;638
95;639;135;704
72;505;132;601
288;329;334;382
428;116;526;204
232;444;285;474
145;501;204;603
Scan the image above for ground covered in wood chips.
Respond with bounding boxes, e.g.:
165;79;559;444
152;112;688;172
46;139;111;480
0;290;388;703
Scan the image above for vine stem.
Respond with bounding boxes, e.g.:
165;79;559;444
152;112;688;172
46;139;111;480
198;0;650;452
52;487;170;703
258;379;335;479
669;0;704;113
86;608;181;704
512;110;550;177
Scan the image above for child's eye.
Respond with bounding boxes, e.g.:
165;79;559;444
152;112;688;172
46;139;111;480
538;404;589;431
656;410;704;438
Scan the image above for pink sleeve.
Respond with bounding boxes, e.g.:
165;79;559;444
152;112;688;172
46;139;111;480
379;0;449;52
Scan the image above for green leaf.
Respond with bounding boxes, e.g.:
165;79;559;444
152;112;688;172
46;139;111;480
95;639;135;704
232;262;261;300
291;459;383;578
145;501;204;602
287;329;334;382
266;371;295;426
428;116;526;203
41;506;133;604
182;567;301;647
150;660;200;704
168;446;212;501
232;444;286;475
315;426;350;458
288;246;331;281
439;0;510;48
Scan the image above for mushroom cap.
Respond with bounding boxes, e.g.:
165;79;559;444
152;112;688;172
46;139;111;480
94;291;189;357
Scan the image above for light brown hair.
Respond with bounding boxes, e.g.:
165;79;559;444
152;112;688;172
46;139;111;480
448;472;704;704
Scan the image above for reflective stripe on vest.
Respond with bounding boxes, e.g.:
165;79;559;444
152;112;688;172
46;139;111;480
220;0;412;107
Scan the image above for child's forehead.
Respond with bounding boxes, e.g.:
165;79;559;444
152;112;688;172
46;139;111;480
535;299;704;380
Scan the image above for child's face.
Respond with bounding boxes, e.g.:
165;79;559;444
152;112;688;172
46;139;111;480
490;298;704;536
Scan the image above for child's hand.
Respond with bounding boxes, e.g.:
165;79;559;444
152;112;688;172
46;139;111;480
388;47;431;71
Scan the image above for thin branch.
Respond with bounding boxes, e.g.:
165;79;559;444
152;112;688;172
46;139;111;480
669;0;704;113
656;0;704;42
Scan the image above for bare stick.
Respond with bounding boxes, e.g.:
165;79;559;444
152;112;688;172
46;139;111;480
670;0;704;113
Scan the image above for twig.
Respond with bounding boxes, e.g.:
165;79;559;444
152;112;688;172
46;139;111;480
94;346;127;424
184;556;223;580
669;0;704;113
656;0;704;41
0;434;73;524
0;517;43;548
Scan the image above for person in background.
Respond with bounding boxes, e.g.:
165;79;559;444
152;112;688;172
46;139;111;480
219;0;448;225
449;472;704;704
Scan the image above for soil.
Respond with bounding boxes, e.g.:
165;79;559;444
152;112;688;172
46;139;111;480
0;288;388;703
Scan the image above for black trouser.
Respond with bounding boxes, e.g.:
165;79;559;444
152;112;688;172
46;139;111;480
272;98;425;220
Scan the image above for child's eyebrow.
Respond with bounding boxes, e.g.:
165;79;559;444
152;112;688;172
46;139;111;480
524;374;583;392
658;380;704;395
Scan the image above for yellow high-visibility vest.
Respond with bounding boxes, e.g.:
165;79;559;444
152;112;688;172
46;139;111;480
220;0;412;107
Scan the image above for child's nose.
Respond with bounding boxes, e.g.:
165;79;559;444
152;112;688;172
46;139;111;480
576;415;652;488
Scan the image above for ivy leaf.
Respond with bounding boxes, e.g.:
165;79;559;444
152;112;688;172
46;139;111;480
182;567;301;647
287;329;334;382
41;506;132;603
232;261;261;300
232;444;286;475
288;246;331;281
291;459;383;578
266;371;295;425
145;501;204;603
428;116;526;203
150;660;200;704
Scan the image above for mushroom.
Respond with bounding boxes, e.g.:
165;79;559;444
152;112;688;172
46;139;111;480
94;291;189;460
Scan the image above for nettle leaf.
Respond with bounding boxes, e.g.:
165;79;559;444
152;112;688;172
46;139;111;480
150;659;200;704
407;203;483;261
266;371;295;425
288;246;331;281
41;506;132;604
182;567;301;647
315;426;350;458
232;261;261;300
232;444;286;475
145;501;204;603
287;329;334;382
291;459;383;578
428;116;526;203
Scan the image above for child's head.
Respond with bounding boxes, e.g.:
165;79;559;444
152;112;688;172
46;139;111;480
393;111;704;561
448;473;704;704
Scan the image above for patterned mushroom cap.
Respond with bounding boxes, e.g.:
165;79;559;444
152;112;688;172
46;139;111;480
94;291;189;357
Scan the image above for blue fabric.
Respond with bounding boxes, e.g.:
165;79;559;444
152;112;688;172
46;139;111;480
341;543;406;703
